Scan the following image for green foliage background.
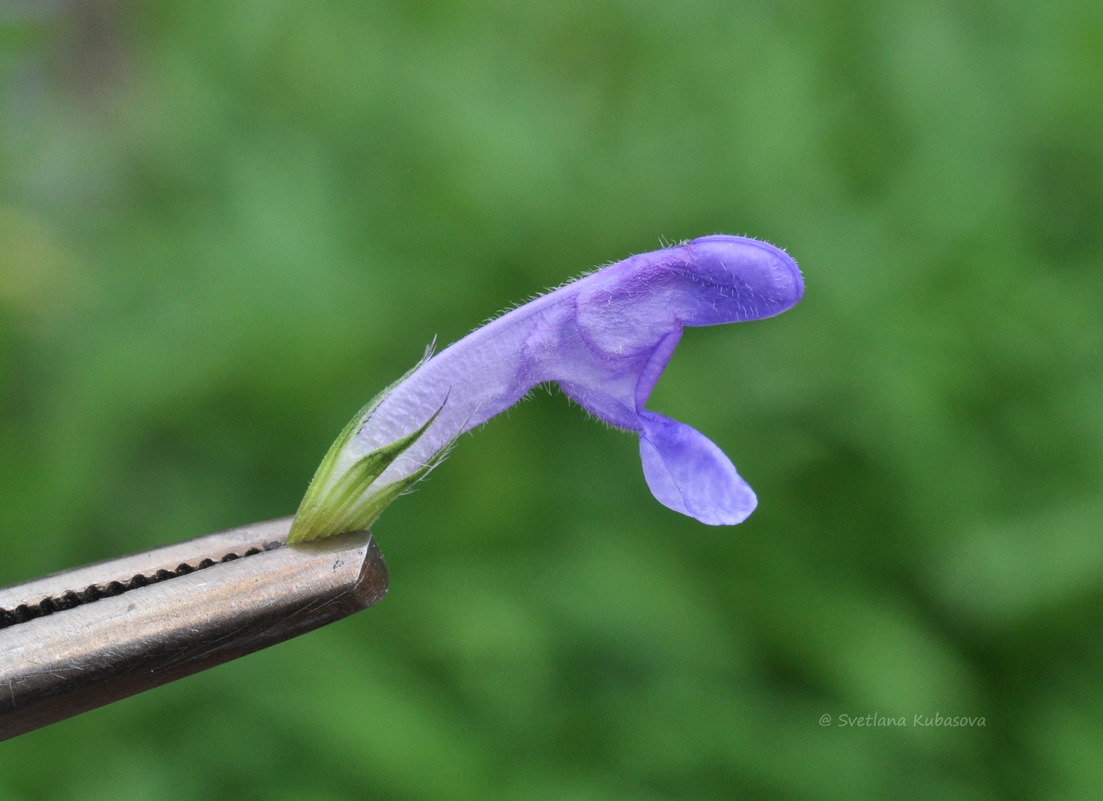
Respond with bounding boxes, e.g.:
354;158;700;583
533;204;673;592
2;1;1101;798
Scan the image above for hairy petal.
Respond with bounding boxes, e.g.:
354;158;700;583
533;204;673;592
294;235;801;539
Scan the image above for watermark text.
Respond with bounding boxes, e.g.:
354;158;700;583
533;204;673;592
819;713;986;728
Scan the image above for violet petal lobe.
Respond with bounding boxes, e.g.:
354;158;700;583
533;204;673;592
290;235;802;542
638;410;758;525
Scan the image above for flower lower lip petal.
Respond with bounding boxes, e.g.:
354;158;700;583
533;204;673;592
638;410;757;526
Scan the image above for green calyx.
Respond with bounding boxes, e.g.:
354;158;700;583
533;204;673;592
288;396;447;545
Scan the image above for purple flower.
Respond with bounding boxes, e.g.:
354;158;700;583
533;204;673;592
290;235;802;542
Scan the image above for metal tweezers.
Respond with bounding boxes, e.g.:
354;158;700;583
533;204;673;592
0;517;388;741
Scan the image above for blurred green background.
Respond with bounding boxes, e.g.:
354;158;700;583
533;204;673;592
2;1;1101;798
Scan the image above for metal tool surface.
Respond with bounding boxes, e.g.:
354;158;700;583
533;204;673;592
0;517;388;741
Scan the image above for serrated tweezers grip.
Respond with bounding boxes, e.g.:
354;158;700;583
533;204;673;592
0;517;388;741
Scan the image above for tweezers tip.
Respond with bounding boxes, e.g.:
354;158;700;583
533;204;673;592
358;535;390;607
